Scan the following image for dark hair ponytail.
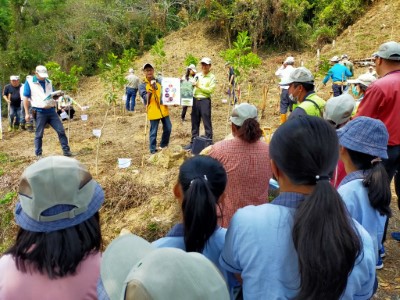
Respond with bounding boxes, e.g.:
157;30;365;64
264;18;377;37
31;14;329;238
347;149;392;217
234;118;263;143
178;156;227;253
270;116;361;300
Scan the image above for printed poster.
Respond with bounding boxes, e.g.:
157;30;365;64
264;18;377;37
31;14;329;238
161;77;181;106
180;81;194;106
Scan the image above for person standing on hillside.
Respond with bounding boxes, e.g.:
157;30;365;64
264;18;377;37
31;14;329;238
323;56;352;96
356;41;400;242
225;62;237;105
3;75;22;131
180;64;197;122
281;67;325;119
139;63;171;154
125;68;140;112
341;54;354;76
275;56;295;124
184;57;216;150
22;66;72;157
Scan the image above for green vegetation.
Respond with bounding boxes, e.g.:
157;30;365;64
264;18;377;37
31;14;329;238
220;31;261;86
0;0;372;87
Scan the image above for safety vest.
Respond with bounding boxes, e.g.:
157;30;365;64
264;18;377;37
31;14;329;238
26;76;54;109
298;93;325;117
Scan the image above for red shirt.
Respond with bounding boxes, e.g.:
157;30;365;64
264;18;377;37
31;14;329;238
356;70;400;146
209;137;272;227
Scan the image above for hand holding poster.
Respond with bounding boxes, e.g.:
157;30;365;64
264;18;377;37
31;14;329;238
161;77;181;106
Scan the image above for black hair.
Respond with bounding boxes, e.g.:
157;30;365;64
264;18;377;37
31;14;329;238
357;83;368;93
6;212;102;279
347;149;392;217
293;82;314;92
269;116;361;300
233;118;263;143
185;68;191;81
178;156;227;253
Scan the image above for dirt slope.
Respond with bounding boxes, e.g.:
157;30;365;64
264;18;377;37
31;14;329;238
1;1;400;298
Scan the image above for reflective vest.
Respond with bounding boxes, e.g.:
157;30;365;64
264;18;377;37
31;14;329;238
298;93;325;117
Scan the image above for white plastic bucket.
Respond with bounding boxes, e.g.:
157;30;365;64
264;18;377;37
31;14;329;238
118;158;131;168
93;129;101;138
81;114;88;121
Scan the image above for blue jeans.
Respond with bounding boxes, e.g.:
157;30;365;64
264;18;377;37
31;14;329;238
34;108;70;156
126;87;138;111
149;116;172;153
332;84;343;97
9;105;21;127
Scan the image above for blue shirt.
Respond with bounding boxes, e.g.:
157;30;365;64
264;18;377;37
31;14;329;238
323;63;352;84
338;170;387;263
220;192;376;300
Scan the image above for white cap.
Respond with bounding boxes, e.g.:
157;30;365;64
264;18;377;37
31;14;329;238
10;75;19;81
330;56;340;62
35;65;48;78
284;56;295;64
200;57;212;65
187;64;197;72
372;41;400;61
347;73;377;87
324;93;355;126
128;68;134;73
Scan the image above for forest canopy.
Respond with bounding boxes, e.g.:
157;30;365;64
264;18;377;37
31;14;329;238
0;0;372;81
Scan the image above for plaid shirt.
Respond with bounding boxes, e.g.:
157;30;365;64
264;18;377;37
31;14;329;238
210;137;272;227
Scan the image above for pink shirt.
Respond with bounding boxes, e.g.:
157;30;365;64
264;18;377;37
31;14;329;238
0;252;101;300
210;137;272;227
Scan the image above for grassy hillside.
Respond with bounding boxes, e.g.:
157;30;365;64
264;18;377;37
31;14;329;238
1;0;400;297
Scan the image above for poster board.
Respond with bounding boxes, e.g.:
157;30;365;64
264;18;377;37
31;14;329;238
180;81;194;106
161;77;181;106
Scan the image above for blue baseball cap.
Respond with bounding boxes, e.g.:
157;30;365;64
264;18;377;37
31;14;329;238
337;116;388;159
15;156;104;232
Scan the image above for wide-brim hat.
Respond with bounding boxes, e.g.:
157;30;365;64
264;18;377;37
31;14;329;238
347;73;377;87
15;156;104;232
337;116;388;159
99;234;230;300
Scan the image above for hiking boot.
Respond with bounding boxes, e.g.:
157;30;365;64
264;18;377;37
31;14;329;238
20;124;26;130
63;151;75;157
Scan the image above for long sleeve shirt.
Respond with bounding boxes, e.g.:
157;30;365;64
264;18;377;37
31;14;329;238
323;64;352;84
193;72;216;99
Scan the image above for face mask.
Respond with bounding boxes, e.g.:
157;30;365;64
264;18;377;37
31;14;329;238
289;94;297;103
352;86;359;97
